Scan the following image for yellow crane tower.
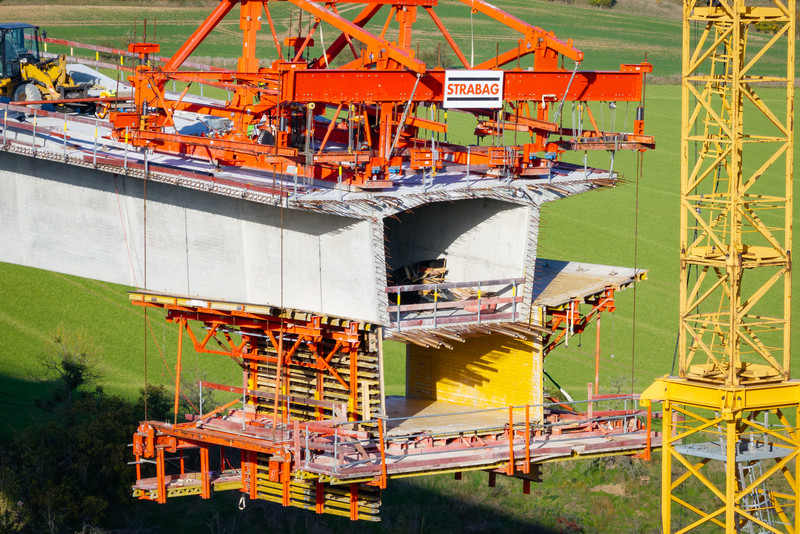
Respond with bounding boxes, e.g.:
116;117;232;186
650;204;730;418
641;0;796;531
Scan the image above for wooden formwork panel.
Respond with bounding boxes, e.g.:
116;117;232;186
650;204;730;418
255;454;381;521
254;340;382;422
406;334;543;409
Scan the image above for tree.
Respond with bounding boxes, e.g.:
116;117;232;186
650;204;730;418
135;383;172;423
3;328;140;533
35;326;101;405
0;459;28;533
753;21;782;34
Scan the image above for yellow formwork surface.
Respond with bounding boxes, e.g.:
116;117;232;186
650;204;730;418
406;333;542;409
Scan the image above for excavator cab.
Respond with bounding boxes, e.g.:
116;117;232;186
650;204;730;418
2;24;40;71
0;22;89;108
0;24;39;94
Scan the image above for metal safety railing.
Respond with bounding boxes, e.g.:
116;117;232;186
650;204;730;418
30;34;246;99
386;277;525;329
29;33;233;75
0;102;289;200
1;102;102;158
299;394;656;480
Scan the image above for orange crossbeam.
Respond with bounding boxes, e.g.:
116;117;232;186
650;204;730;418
279;68;649;103
148;421;289;455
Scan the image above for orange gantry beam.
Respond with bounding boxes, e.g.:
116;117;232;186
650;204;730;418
280;67;650;103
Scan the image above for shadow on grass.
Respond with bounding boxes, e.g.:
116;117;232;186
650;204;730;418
123;475;567;534
0;372;568;533
0;373;61;439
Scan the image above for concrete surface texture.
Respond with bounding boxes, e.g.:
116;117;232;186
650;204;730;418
0;151;382;321
385;198;531;284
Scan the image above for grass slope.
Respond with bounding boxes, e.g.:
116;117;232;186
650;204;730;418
0;264;245;438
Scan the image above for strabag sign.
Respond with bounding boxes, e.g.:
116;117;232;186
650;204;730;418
443;70;504;109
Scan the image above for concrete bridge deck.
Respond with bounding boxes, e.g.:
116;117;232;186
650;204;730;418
0;74;631;327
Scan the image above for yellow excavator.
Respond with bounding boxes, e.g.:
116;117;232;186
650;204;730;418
0;23;89;108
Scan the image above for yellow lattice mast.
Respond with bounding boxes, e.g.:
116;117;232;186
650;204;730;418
642;0;797;531
679;0;793;385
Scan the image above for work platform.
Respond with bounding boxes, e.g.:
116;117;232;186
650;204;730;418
126;284;656;520
131;395;656;520
386;258;642;335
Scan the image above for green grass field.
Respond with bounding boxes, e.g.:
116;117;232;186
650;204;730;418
0;1;797;532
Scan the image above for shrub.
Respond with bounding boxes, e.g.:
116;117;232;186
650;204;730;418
417;46;453;69
753;21;782;34
589;0;616;8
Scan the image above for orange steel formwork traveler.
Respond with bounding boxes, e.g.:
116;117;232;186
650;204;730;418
110;0;653;185
130;291;655;521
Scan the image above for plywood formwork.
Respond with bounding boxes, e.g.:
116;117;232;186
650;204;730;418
253;477;382;521
406;334;542;410
253;338;383;423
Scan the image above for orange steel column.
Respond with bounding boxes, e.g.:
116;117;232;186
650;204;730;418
524;405;530;472
238;0;261;72
173;318;184;424
249;451;257;499
156;447;166;503
316;367;324;420
349;344;359;419
200;445;211;499
315;480;324;514
281;459;291;506
378;102;394;164
594;315;600;394
243;345;259;500
349;483;359;520
378;418;388;488
231;1;262;132
507;406;515;475
272;326;284;428
396;6;417;52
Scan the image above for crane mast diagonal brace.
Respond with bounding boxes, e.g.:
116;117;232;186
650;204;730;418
111;0;653;185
